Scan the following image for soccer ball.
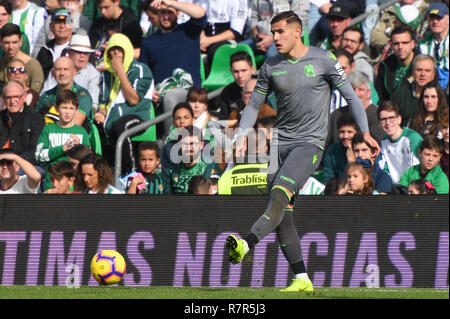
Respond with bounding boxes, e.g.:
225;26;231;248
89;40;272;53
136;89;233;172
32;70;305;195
90;250;126;285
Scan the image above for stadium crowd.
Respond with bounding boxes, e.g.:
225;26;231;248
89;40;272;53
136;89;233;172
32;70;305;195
0;0;448;195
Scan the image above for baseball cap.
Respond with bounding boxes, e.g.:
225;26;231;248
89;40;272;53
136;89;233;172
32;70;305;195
52;8;71;21
394;4;421;30
68;34;95;53
427;2;449;18
327;5;351;19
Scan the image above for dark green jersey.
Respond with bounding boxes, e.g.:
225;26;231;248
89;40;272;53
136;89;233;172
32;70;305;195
162;159;222;194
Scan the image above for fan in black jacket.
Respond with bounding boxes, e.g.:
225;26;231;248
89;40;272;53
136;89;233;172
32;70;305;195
0;82;45;165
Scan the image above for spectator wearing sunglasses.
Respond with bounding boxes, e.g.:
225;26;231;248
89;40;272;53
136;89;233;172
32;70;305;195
4;59;39;109
0;23;44;93
0;148;41;194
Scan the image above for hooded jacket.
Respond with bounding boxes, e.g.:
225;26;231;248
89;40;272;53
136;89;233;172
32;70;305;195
100;33;153;134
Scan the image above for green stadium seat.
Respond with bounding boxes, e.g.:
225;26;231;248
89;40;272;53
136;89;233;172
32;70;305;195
202;43;257;91
131;105;157;142
200;55;206;83
89;123;103;155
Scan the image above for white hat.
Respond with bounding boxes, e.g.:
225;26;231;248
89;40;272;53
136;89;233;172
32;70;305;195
68;34;95;53
394;4;421;30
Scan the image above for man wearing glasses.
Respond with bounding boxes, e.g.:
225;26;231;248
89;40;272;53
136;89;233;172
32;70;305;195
376;100;423;185
0;80;45;166
161;125;222;194
40;34;100;112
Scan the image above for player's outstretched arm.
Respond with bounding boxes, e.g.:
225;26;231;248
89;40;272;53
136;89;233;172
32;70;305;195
235;92;266;157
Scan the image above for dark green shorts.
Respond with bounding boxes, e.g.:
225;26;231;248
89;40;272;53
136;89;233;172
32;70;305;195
267;142;323;197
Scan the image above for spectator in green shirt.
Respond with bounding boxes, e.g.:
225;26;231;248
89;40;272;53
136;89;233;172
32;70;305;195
162;125;222;194
399;134;449;194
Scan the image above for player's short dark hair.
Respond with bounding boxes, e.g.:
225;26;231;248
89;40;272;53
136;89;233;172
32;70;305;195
335;48;354;64
343;26;364;43
0;23;22;39
419;135;444;154
270;10;303;28
138;141;160;159
48;161;75;180
377;100;400;118
0;0;12;15
230;51;253;67
172;102;194;118
56;89;79;108
390;25;415;40
337;114;358;130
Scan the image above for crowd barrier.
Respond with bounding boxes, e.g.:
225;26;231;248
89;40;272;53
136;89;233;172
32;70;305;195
0;195;448;288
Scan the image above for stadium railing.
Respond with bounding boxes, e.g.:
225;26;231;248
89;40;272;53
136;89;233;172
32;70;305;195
349;0;400;27
114;111;172;182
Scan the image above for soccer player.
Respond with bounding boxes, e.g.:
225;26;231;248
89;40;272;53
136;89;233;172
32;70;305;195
225;11;379;292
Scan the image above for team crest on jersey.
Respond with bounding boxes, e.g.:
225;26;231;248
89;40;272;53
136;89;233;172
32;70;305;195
304;65;316;78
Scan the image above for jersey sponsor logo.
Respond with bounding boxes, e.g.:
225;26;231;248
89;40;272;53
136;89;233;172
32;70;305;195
313;154;318;164
304;65;316;78
280;175;296;186
272;70;287;76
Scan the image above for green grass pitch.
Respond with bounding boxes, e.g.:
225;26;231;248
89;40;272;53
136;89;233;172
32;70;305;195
0;286;447;299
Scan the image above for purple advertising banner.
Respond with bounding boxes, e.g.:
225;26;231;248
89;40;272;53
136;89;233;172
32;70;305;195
0;195;448;288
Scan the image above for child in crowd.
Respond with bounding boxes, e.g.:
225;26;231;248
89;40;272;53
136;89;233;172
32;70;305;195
399;135;449;194
161;103;195;170
187;175;214;194
77;153;123;194
35;90;91;190
345;160;377;195
186;86;216;147
166;103;195;143
44;161;75;194
124;141;167;194
349;131;392;194
407;179;437;195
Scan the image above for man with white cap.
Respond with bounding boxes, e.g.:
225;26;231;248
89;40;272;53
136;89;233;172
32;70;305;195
419;2;449;90
40;34;101;111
